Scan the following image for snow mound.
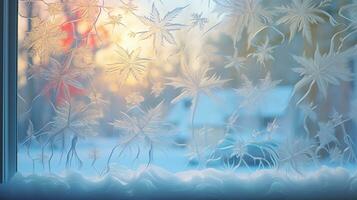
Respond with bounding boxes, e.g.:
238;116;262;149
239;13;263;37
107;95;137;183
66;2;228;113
1;166;357;199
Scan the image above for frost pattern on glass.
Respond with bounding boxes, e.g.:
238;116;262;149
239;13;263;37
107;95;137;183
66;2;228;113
17;0;357;175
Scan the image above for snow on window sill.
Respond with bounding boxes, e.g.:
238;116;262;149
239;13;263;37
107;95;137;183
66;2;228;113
1;165;357;199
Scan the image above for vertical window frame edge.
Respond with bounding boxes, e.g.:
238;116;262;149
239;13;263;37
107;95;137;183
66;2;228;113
2;0;18;183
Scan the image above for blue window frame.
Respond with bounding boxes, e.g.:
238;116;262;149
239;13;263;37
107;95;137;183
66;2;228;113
1;0;18;183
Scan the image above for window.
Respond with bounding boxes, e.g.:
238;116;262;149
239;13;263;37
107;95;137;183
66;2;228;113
6;0;357;184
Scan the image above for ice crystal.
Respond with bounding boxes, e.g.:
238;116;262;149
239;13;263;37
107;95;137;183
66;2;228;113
23;18;66;63
166;60;229;164
119;0;138;14
167;60;229;107
222;138;279;170
107;45;150;85
106;102;174;171
125;92;145;107
213;0;273;44
112;103;173;141
88;91;108;106
105;14;125;31
249;38;275;66
190;12;209;31
236;73;281;108
277;0;336;44
49;101;101;138
43;100;102;170
292;46;356;104
278;138;316;174
39;57;85;102
138;4;187;49
69;0;100;21
223;54;246;70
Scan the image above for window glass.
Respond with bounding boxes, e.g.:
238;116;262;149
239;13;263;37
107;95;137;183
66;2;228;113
17;0;357;176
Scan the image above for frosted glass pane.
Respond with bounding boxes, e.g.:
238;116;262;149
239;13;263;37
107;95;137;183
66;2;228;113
17;0;357;178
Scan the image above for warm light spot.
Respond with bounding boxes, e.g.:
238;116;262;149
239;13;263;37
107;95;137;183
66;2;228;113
120;33;140;51
77;20;90;34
